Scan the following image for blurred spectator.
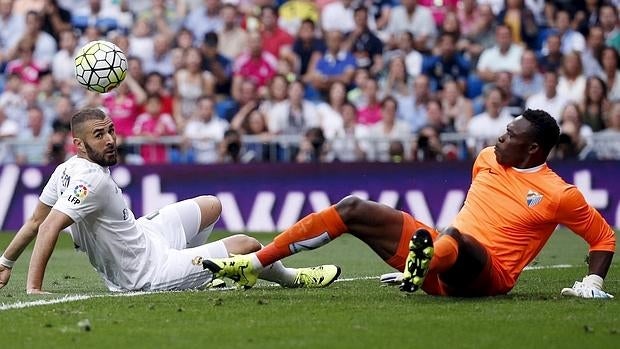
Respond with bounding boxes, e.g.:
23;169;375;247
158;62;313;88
441;79;473;133
366;0;392;32
347;67;370;108
412;125;445;162
549;9;586;54
0;73;25;121
46;129;69;165
321;0;356;34
560;102;593;140
277;0;318;36
462;4;497;65
369;96;411;162
232;31;277;95
217;3;248;60
296;126;331;163
6;38;45;84
293;19;326;80
357;79;382;126
40;0;72;42
183;0;222;44
494;71;524;117
467;87;514;152
143;33;174;78
581;26;605;78
316;81;346;140
133;93;177;164
102;74;146;138
23;10;57;68
137;0;181;35
554;112;591;160
330;101;369;162
526;70;569;122
71;0;119;35
227;78;260;123
383;31;423;80
457;0;481;38
141;72;174;115
512;49;544;100
343;6;384;75
259;74;288;115
14;106;50;164
573;0;600;37
496;0;538;49
424;97;453;133
599;46;620;101
422;33;469;92
418;0;458;27
218;128;249;163
386;0;437;51
128;18;155;65
400;74;431;133
380;55;413;121
557;51;586;103
476;25;524;82
599;4;620;52
0;0;25;65
593;101;620;159
173;47;215;128
0;106;18;164
127;56;146;86
306;30;356;94
200;31;233;96
173;27;195;51
183;95;229;164
51;94;74;134
259;5;294;59
51;29;78;83
580;76;609;132
267;80;320;135
538;32;563;73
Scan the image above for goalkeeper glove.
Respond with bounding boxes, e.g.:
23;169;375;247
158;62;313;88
560;274;614;299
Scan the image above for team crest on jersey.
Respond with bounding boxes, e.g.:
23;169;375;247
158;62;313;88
526;190;543;207
74;184;89;200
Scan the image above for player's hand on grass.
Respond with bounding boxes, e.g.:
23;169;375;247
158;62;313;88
0;265;11;289
561;274;614;299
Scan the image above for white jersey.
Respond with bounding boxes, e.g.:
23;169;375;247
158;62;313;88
40;156;162;291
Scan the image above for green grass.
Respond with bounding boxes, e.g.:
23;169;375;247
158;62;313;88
0;230;618;349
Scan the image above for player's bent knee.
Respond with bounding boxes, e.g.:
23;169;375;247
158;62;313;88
335;195;364;221
194;195;222;227
223;234;262;255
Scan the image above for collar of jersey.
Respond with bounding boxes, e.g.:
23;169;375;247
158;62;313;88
511;163;545;173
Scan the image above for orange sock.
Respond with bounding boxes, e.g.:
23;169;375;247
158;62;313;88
256;206;347;266
429;235;459;273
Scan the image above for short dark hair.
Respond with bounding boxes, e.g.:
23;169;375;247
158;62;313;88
522;109;560;154
71;108;107;137
204;31;218;46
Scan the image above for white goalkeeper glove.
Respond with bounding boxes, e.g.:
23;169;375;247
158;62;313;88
379;272;403;285
560;274;614;299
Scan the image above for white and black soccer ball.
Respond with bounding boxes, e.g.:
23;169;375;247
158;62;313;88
74;40;127;93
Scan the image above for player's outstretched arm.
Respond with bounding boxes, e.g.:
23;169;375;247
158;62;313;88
0;201;51;289
26;209;73;294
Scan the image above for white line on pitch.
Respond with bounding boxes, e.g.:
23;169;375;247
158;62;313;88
0;264;579;311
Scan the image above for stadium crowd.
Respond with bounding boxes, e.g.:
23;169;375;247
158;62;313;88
1;0;620;165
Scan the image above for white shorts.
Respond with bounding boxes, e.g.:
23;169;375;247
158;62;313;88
137;199;228;291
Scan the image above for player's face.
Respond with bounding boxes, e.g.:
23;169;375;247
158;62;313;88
494;116;534;167
82;118;118;167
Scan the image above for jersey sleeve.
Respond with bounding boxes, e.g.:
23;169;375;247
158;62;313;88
471;147;493;180
39;166;62;207
52;169;107;223
556;186;616;252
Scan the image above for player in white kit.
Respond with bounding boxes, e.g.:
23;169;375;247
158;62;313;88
0;108;340;293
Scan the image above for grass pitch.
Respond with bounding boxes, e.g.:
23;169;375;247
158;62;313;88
0;230;618;349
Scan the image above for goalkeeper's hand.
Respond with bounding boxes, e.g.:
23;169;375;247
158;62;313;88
561;274;614;299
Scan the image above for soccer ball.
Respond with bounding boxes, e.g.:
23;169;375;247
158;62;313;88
74;40;127;93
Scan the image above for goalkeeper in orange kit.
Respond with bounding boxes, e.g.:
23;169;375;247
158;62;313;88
200;109;615;298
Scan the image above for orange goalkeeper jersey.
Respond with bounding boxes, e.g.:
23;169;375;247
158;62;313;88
452;147;616;288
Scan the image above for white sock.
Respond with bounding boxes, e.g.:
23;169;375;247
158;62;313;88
251;252;297;286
